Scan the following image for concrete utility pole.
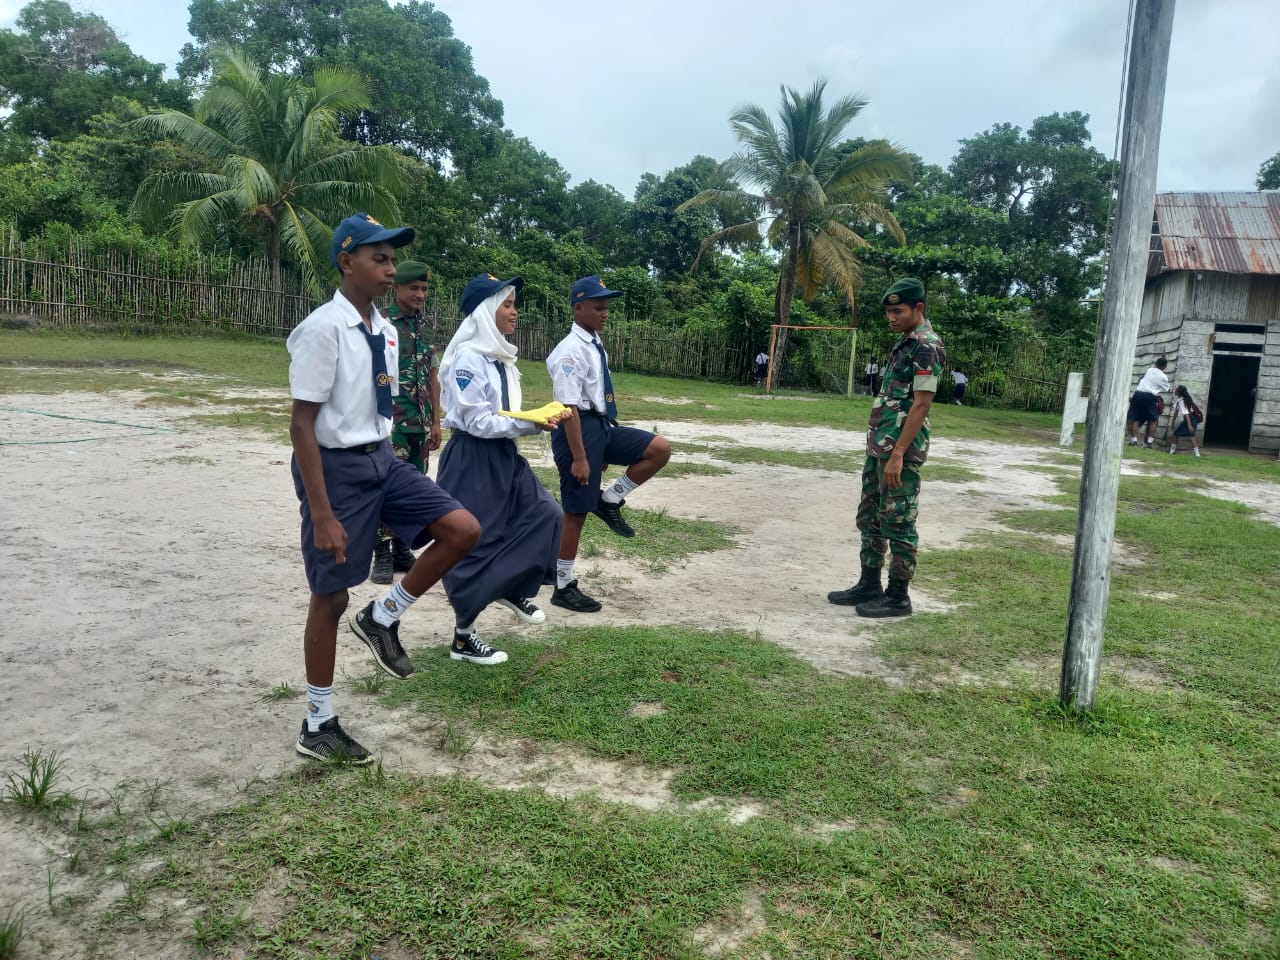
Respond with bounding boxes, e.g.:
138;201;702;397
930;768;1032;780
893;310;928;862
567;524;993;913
1060;0;1175;711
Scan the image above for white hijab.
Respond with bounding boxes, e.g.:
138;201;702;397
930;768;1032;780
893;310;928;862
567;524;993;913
440;284;522;411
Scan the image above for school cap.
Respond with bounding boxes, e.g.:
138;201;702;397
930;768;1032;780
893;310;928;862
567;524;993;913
882;277;926;306
460;273;523;317
329;212;415;268
570;275;623;305
395;260;430;284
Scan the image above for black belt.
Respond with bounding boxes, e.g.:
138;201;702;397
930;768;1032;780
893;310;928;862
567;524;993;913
326;441;383;454
577;408;616;425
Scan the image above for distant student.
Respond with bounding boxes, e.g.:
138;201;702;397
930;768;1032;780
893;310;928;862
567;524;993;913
1127;357;1169;447
863;359;879;395
434;273;570;663
952;369;968;405
754;350;770;386
545;276;671;612
1168;385;1203;457
287;213;479;763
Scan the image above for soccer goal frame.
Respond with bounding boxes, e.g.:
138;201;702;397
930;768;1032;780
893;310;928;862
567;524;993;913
765;323;861;396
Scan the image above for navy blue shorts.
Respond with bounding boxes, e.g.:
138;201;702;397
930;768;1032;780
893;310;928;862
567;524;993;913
1126;390;1160;426
292;441;463;594
551;414;655;514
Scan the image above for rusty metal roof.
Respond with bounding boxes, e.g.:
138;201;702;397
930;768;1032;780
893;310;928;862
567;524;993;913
1149;191;1280;276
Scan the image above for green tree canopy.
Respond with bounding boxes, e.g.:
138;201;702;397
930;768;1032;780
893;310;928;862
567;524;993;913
132;47;402;292
1258;151;1280;190
0;0;189;141
683;80;912;325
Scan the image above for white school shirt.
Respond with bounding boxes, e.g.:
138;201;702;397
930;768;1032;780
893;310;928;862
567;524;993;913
1136;366;1170;395
866;361;879;375
440;348;538;440
755;351;769;365
287;290;398;449
547;324;609;413
953;371;969;386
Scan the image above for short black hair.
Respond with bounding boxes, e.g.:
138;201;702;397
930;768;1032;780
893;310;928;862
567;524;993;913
1155;357;1168;369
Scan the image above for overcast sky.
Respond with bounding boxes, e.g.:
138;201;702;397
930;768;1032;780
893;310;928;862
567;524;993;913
4;0;1277;196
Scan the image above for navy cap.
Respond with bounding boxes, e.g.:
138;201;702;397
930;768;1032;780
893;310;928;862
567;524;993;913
329;212;415;268
570;275;623;305
460;273;523;317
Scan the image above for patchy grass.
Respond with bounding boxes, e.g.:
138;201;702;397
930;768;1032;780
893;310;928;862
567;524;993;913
710;445;863;473
922;462;983;483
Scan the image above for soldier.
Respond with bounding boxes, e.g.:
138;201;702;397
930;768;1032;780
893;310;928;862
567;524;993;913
371;260;442;583
827;277;945;618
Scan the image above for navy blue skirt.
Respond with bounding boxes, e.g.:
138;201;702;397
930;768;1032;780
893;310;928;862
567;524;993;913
435;431;562;626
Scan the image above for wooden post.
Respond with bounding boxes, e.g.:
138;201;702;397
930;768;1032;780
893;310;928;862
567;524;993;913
765;324;780;394
1060;0;1175;711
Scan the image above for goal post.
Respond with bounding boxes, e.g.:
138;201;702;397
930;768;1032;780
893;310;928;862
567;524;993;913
765;324;861;397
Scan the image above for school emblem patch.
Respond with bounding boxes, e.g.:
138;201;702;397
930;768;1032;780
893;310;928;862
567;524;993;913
561;362;575;375
377;373;393;386
455;368;475;390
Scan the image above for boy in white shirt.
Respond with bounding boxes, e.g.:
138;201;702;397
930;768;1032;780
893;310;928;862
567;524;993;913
1126;357;1170;447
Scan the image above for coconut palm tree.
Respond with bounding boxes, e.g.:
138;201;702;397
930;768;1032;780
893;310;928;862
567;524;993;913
131;47;401;293
682;80;911;326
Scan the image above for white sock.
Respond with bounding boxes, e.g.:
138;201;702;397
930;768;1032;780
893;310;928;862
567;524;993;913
373;582;416;627
1194;448;1201;457
455;620;476;638
1131;436;1139;443
556;559;575;589
600;472;640;505
305;684;334;732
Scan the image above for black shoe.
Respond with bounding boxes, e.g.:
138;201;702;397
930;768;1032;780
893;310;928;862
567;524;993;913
855;578;913;618
497;597;546;624
828;567;884;606
551;580;602;613
450;632;508;665
350;602;415;679
391;537;415;573
592;498;635;538
370;538;393;585
296;717;373;765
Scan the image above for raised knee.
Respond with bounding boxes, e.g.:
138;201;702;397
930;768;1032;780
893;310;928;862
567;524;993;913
648;435;671;466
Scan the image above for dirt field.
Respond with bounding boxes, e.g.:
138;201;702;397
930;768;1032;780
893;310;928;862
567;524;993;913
2;385;1275;957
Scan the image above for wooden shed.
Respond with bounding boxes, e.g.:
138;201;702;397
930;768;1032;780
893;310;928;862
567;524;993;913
1139;191;1280;453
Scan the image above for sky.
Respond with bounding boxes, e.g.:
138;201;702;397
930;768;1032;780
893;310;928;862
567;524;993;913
3;0;1277;196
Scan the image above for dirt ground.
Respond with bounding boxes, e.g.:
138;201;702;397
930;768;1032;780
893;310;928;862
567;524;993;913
2;383;1275;957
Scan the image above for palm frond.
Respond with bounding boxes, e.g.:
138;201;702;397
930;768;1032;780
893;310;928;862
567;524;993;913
688;218;769;271
170;191;247;246
129;110;237;162
132;171;234;223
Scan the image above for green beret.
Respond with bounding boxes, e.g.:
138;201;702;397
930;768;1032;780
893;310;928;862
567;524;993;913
882;277;925;306
395;260;430;284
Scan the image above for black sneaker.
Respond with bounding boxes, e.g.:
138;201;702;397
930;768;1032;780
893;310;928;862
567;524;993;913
450;632;508;665
497;597;546;624
391;537;416;573
370;539;393;584
592;498;636;538
551;580;602;613
350;602;415;679
296;717;373;765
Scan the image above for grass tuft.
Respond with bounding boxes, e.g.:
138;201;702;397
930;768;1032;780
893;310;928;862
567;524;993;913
3;748;72;811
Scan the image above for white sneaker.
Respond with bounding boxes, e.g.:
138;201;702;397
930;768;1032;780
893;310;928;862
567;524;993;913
497;597;546;625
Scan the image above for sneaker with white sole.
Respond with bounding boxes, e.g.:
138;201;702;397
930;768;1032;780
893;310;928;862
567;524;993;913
450;632;508;665
295;717;373;765
497;597;545;624
350;602;415;679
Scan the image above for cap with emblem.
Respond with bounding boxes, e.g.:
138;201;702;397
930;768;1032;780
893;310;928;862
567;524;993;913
570;275;623;305
394;260;430;284
882;277;925;307
460;273;523;317
329;212;415;268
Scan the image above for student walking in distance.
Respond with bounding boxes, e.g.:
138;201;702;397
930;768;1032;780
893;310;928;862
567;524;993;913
754;350;770;386
287;213;480;764
952;369;968;405
546;276;671;613
434;273;571;663
828;278;945;618
371;260;442;584
1168;385;1203;457
1127;357;1169;448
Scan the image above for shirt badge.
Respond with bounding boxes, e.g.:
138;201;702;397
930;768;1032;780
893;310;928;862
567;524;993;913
561;362;575;375
455;368;475;390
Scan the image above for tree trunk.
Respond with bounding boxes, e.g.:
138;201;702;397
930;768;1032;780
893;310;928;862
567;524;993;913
267;222;281;290
775;222;801;326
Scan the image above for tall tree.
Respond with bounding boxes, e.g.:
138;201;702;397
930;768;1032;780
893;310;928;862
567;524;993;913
682;80;911;325
1258;151;1280;190
132;47;401;292
0;0;189;141
179;0;502;170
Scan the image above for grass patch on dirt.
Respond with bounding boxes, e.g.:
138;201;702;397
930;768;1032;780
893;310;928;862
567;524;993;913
710;445;863;472
921;462;982;483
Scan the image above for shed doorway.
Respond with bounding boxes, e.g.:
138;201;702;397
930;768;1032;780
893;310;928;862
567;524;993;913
1204;354;1258;448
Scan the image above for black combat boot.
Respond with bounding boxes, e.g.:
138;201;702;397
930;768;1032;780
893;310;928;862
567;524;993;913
827;566;884;606
855;577;912;618
370;537;394;585
391;537;415;573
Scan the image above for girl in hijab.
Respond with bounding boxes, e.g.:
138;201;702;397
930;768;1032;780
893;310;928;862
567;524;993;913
435;274;571;664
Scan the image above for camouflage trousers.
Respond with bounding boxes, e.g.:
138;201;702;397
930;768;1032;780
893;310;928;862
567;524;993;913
378;431;430;542
856;455;921;582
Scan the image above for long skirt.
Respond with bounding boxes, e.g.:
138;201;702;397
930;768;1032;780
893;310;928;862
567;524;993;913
435;431;562;626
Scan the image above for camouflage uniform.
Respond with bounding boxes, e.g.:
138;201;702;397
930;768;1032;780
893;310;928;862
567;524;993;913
857;320;946;582
386;302;439;472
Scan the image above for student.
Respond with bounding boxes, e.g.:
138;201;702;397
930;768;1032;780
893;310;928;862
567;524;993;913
545;275;671;612
863;359;879;395
371;260;441;584
1168;385;1203;457
828;278;945;618
952;369;968;405
287;212;480;763
434;273;570;663
753;350;770;386
1127;357;1169;447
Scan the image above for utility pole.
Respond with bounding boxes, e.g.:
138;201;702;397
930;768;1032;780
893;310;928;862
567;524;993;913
1060;0;1175;711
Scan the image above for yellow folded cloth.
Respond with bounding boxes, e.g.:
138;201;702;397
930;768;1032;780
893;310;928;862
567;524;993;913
500;400;569;427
